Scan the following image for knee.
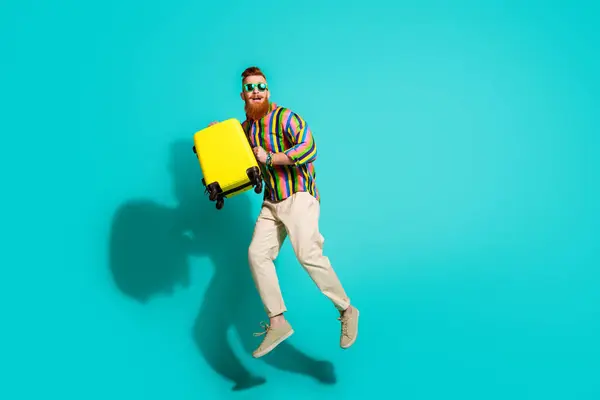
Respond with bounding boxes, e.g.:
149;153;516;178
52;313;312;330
296;253;314;267
248;241;270;265
294;234;324;265
248;243;260;264
295;243;322;266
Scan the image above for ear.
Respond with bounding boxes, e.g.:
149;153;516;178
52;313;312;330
240;91;244;100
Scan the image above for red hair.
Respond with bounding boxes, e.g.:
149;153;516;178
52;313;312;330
241;66;266;82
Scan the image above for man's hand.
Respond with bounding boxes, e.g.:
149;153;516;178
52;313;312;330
208;121;218;127
253;146;268;164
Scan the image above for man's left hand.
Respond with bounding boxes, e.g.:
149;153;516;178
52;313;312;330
253;146;268;164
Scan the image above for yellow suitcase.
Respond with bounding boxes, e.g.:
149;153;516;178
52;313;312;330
192;118;263;209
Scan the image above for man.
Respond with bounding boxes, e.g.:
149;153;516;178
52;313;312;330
210;66;359;358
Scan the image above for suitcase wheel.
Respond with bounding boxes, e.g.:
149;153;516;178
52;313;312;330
206;182;225;209
246;166;263;194
206;182;220;201
192;145;196;154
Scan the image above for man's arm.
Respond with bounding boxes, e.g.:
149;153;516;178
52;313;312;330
270;111;317;166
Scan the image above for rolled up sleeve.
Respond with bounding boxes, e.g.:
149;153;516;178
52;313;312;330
283;112;317;165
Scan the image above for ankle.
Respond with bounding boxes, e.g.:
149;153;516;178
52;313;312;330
270;314;286;327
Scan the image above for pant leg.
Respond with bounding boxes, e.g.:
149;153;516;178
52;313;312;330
278;192;351;311
248;201;288;317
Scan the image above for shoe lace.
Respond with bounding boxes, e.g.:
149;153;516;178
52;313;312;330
338;315;350;338
253;321;271;337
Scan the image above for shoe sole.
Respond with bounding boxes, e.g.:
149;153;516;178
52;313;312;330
341;308;359;349
252;328;294;358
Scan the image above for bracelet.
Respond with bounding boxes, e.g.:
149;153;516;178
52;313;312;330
266;152;273;167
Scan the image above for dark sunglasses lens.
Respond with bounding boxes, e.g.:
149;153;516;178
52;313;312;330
244;84;254;91
258;83;267;91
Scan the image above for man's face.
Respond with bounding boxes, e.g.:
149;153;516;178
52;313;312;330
241;74;270;120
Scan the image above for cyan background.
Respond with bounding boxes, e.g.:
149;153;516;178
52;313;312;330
1;0;598;399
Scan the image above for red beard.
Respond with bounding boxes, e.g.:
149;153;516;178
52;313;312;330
245;98;270;121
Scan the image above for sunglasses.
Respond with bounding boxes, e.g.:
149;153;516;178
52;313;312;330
243;82;268;92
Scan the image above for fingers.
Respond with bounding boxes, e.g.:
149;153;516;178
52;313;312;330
208;121;218;127
253;147;264;158
252;147;266;163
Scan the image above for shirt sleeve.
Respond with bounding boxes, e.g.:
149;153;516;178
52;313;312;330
283;112;317;165
242;120;253;146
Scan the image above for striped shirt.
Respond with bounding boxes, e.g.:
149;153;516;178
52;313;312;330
242;102;319;202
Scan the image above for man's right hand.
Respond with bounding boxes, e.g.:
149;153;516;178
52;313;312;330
208;121;218;127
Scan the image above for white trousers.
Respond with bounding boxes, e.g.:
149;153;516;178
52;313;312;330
248;191;351;317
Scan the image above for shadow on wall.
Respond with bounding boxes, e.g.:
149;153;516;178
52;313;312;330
107;138;336;391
